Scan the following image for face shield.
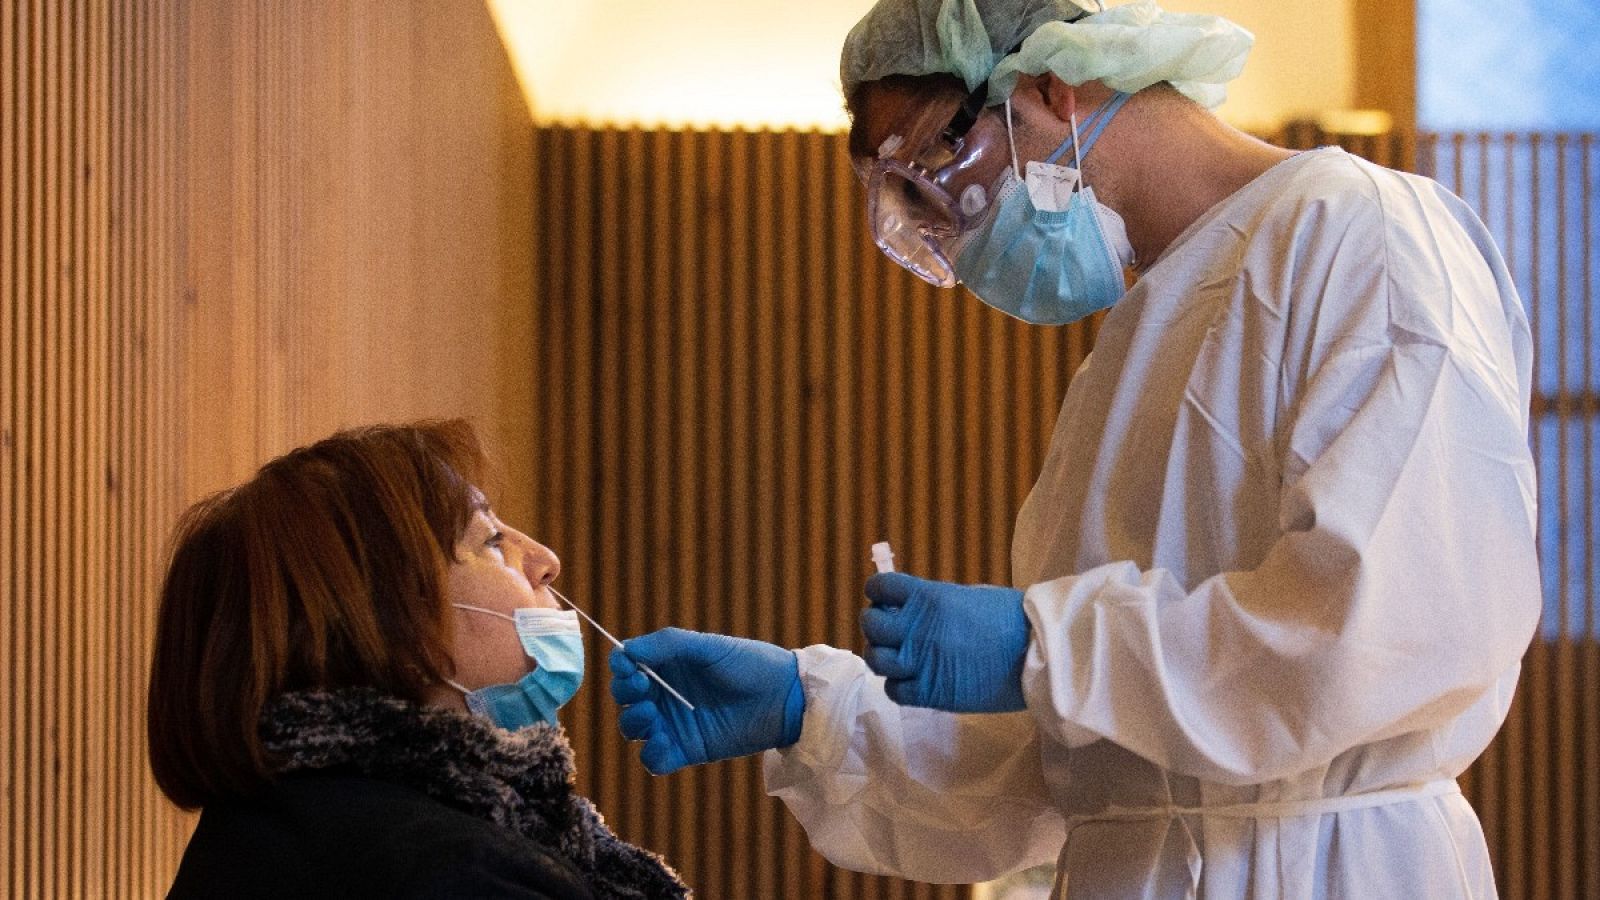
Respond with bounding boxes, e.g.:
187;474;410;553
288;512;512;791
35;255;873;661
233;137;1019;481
861;82;1016;287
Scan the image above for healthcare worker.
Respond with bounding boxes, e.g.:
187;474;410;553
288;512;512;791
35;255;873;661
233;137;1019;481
609;0;1541;896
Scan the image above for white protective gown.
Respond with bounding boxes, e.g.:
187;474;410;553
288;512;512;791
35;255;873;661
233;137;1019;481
765;147;1541;898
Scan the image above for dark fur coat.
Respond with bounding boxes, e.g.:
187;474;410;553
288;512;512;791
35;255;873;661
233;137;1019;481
254;688;688;900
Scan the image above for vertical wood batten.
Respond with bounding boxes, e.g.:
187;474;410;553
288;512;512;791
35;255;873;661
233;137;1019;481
77;0;95;864
88;0;109;884
106;6;124;892
1583;134;1598;900
669;127;702;881
787;127;821;900
132;3;148;890
615;124;643;858
3;2;13;894
748;125;772;893
725;126;755;900
141;0;162;889
613;120;643;857
564;123;599;843
787;127;817;895
688;126;723;896
824;130;857;900
26;2;44;893
618;124;650;854
957;293;983;586
2;0;15;888
661;123;686;854
87;0;108;887
981;295;1005;582
590;124;623;844
1554;134;1578;900
66;0;87;889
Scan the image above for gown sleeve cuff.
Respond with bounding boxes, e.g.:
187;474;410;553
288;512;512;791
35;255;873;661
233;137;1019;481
764;645;870;791
1020;561;1144;749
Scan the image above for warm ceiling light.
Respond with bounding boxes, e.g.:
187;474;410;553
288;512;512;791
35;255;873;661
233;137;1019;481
485;1;1352;133
1316;109;1394;136
486;0;867;130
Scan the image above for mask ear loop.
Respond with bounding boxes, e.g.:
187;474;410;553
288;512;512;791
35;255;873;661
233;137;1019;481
1004;97;1021;181
1068;85;1084;177
454;603;515;623
1007;79;1077;181
443;602;532;699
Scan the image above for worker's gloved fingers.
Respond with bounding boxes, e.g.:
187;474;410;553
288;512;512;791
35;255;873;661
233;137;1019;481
618;701;661;741
864;572;926;609
859;605;909;648
604;646;649;704
640;729;687;776
609;646;640;677
883;678;924;708
864;645;916;681
609;661;652;705
610;672;651;705
623;626;709;670
620;629;673;668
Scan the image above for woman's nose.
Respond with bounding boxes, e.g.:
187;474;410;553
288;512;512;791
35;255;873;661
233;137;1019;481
516;535;560;587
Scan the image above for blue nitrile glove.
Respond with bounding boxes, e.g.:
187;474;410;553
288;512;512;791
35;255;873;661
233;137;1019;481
610;627;806;776
861;573;1030;713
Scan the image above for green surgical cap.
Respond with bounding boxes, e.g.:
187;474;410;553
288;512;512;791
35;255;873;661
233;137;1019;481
840;0;1254;109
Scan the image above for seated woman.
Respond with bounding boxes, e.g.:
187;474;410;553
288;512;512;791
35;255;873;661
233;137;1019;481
148;420;686;899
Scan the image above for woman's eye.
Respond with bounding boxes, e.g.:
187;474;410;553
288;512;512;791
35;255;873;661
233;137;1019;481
486;531;505;551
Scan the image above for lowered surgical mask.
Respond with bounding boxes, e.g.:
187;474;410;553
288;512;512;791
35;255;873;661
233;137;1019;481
952;91;1135;326
447;605;584;731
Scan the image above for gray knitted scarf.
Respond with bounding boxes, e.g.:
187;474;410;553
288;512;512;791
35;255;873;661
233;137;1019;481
260;688;688;900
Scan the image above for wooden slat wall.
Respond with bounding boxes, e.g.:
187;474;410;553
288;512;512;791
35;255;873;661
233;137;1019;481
1413;131;1600;900
532;126;1098;900
3;2;180;894
2;2;533;895
176;1;536;513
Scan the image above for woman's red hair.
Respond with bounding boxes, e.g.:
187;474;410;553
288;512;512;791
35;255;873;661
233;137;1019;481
147;420;488;809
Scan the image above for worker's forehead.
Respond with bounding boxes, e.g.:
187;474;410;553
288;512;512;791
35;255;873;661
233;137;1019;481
851;80;969;162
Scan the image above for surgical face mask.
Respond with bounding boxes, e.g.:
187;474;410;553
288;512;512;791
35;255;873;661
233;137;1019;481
952;92;1135;326
446;605;584;731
